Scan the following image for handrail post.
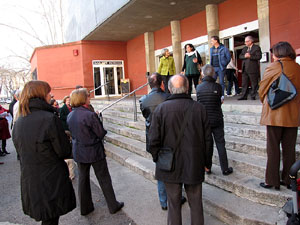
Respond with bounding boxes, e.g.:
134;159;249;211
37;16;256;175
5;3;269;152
106;84;110;101
133;92;137;122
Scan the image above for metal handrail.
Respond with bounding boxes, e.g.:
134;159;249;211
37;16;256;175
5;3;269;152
89;81;110;93
100;82;149;121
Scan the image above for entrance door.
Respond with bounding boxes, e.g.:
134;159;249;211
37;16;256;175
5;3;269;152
93;60;124;97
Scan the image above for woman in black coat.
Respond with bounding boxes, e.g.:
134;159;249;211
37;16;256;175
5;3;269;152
59;96;71;131
67;88;124;216
12;81;76;225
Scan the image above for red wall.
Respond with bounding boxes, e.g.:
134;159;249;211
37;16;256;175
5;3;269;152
181;11;207;42
126;34;147;95
269;0;300;50
30;43;84;99
81;41;127;92
154;25;172;50
218;0;257;30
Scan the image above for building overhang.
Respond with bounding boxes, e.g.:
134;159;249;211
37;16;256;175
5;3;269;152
83;0;225;41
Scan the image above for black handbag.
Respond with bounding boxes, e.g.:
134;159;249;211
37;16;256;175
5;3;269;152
267;60;297;110
156;102;194;172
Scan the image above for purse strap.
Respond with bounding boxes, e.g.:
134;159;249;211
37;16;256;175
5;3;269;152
278;60;284;73
173;101;195;153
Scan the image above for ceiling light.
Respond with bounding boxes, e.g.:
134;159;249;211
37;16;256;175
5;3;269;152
144;15;152;19
170;1;176;5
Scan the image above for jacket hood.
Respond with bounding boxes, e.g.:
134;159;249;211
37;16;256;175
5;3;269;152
29;98;55;113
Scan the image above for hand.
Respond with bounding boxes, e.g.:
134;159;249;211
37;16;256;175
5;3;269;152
180;71;185;75
245;53;251;58
193;58;198;63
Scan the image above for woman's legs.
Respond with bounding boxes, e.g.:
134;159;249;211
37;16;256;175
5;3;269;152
265;126;282;187
77;162;94;215
226;69;233;95
1;139;9;154
281;127;297;185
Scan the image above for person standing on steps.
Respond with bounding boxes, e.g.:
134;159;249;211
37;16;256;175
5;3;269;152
181;43;203;96
210;36;231;98
149;74;212;225
238;36;262;100
196;64;233;176
0;104;11;156
157;49;176;93
139;73;186;211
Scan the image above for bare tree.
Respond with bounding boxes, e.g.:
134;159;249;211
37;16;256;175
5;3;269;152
0;0;65;95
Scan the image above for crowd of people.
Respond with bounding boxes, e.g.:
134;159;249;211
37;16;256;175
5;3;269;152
0;38;299;225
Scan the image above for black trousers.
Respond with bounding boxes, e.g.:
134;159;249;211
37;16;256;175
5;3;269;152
162;74;172;93
41;217;59;225
265;126;298;186
77;158;119;215
186;75;200;96
1;139;6;149
164;182;204;225
209;124;229;172
241;71;259;98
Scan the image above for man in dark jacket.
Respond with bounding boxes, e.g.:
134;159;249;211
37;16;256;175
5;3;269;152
149;74;212;225
238;35;262;100
139;73;186;211
210;36;231;97
196;64;233;176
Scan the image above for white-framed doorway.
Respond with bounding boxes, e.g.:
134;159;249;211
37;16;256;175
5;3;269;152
92;60;125;97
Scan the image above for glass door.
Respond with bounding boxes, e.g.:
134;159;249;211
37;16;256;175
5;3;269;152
103;67;115;95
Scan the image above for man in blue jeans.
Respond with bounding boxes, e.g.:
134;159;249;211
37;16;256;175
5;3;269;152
139;73;186;210
210;36;231;97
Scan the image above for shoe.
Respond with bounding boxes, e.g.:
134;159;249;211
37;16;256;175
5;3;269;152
181;196;187;205
161;206;167;211
0;162;3;164
260;182;280;190
0;151;5;157
222;167;233;176
2;149;10;154
251;97;256;100
280;181;291;189
237;97;247;100
111;201;124;214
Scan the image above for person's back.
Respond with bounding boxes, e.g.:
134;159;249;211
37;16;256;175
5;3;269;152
196;75;223;128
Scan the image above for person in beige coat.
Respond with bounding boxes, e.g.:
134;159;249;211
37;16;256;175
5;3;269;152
259;42;300;190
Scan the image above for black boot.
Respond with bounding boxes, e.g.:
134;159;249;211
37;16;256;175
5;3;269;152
2;149;10;154
0;149;5;157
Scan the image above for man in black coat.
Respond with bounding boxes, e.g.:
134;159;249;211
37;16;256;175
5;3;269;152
139;73;186;211
196;64;233;176
238;35;262;100
149;74;212;225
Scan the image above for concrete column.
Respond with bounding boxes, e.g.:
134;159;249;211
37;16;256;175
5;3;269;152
171;20;182;74
144;32;156;75
206;4;219;48
257;0;271;77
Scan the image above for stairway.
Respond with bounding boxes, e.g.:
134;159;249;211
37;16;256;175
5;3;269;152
91;97;296;225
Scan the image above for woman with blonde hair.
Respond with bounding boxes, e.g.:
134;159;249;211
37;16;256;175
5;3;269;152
12;80;76;225
67;88;124;216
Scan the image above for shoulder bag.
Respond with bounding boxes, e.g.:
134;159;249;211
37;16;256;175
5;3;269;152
156;102;194;172
267;60;297;110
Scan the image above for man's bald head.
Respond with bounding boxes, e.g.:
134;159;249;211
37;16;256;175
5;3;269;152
168;74;189;94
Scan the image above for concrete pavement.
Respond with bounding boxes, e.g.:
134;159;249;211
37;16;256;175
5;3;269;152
0;137;225;225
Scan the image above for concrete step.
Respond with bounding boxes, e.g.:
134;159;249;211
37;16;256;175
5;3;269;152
103;114;145;131
104;130;292;208
104;142;287;225
205;164;291;207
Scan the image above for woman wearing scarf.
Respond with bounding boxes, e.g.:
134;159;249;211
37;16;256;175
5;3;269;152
181;43;203;96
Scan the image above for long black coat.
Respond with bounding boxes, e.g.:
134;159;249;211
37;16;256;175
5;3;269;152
67;106;107;163
148;94;212;184
59;103;71;131
12;98;76;221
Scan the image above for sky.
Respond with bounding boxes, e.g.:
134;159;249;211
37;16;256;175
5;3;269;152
0;0;65;70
